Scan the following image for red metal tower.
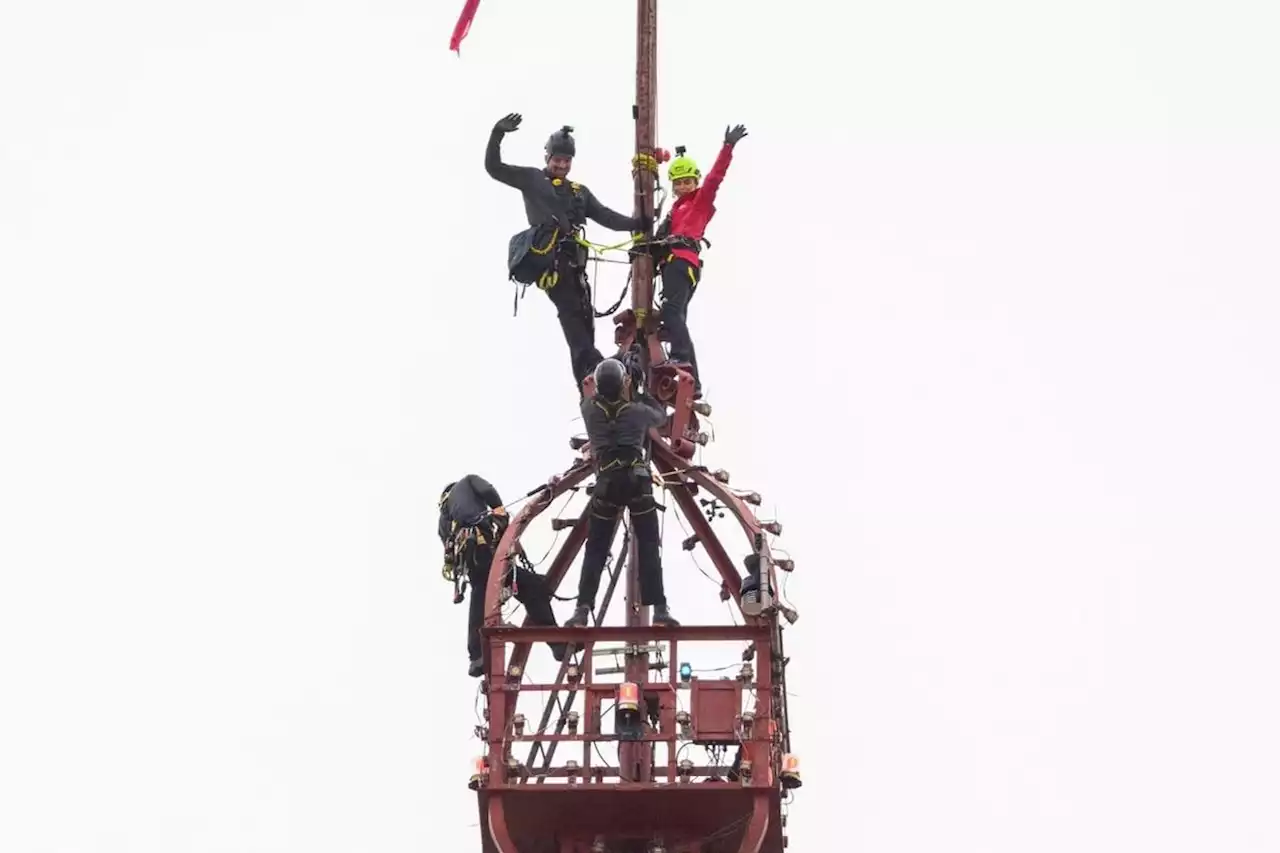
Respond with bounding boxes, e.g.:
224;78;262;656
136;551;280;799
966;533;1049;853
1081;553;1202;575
470;4;802;851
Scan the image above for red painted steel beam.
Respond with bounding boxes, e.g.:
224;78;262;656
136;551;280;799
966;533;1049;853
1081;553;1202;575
654;444;765;545
510;764;734;779
505;503;592;676
738;792;772;853
656;453;799;772
482;462;592;788
487;794;516;853
622;515;654;782
508;733;678;744
483;461;593;630
510;681;757;694
486;784;775;797
484;623;768;643
482;462;591;672
526;525;629;776
661;467;749;608
654;443;786;613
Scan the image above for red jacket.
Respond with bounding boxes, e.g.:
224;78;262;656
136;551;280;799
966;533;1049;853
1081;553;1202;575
665;143;734;269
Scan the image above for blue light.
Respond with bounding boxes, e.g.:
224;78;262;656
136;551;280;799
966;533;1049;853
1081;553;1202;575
679;662;693;681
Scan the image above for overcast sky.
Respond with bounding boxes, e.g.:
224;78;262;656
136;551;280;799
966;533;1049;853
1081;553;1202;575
3;1;1279;851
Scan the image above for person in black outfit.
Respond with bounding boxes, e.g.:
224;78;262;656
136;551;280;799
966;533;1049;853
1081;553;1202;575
566;358;681;628
439;474;566;677
486;113;649;392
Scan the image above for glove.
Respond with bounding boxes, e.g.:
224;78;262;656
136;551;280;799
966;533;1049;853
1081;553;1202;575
492;505;507;517
494;112;523;134
488;511;509;542
622;347;646;385
724;123;748;146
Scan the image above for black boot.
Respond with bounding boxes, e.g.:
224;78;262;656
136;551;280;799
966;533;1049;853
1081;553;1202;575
565;604;591;628
468;657;485;678
653;605;680;627
550;642;569;661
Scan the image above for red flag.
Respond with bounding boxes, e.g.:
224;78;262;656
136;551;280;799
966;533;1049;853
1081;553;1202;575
449;0;482;54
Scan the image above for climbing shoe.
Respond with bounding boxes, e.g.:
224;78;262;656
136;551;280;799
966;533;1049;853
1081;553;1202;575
468;657;485;678
652;606;680;627
550;642;569;661
565;605;591;628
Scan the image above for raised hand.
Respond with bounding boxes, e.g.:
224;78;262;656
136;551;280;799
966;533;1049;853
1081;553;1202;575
494;112;523;134
724;123;748;146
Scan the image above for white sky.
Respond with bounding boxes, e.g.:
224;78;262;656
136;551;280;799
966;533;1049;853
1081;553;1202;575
2;1;1279;851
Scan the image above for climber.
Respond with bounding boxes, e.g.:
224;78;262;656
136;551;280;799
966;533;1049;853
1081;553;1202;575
438;474;566;677
486;113;650;393
567;358;680;628
652;123;749;399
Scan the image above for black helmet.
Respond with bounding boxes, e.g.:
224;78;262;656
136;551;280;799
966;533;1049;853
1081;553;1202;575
593;358;627;401
545;125;576;158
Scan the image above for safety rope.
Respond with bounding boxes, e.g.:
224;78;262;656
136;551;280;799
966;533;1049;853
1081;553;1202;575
591;267;631;318
574;233;638;255
575;231;640;319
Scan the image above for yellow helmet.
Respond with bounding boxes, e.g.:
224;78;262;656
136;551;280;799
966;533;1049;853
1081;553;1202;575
668;146;700;182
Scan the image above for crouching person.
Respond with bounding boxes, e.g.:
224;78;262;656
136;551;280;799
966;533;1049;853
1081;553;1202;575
439;474;566;677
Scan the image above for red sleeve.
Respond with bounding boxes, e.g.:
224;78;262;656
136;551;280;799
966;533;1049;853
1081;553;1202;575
700;143;734;204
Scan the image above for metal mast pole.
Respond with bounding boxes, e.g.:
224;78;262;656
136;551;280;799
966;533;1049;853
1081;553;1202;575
630;0;658;322
623;0;658;786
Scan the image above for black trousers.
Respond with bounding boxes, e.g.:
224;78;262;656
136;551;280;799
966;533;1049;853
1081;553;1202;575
543;252;603;392
465;543;558;661
659;258;702;388
577;468;666;608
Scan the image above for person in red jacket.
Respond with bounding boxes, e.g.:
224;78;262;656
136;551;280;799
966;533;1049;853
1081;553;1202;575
652;123;748;398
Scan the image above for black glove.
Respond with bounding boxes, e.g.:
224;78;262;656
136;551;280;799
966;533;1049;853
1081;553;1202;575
724;123;748;146
621;346;646;385
494;112;523;134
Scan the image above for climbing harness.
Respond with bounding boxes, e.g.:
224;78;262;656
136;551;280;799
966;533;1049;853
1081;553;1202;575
444;509;513;605
651;213;711;266
507;176;590;313
508;154;671;319
588;396;660;475
510;226;646;319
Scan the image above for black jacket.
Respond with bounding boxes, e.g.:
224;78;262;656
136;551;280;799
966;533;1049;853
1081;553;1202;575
581;393;668;469
486;128;643;234
438;474;503;546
